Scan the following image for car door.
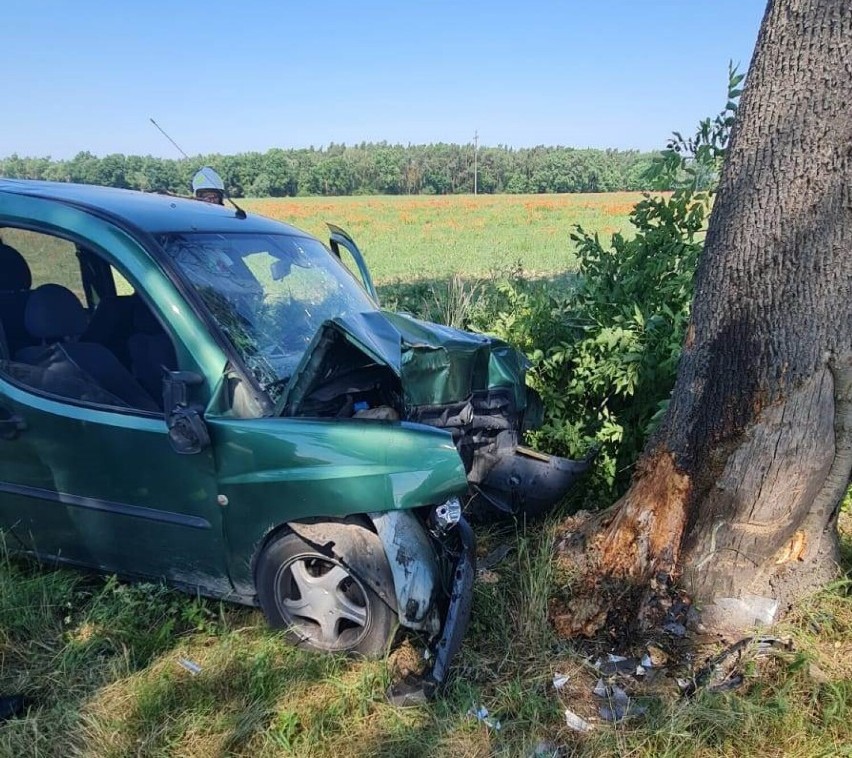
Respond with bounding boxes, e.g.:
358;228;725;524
0;209;231;594
327;224;379;303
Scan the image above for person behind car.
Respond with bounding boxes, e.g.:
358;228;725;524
191;167;225;205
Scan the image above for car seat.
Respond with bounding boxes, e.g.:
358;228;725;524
16;284;158;412
127;296;178;405
82;294;136;368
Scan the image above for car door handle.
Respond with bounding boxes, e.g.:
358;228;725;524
0;411;26;440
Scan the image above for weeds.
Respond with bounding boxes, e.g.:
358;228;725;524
0;515;849;756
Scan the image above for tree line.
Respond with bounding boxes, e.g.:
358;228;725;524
0;143;663;197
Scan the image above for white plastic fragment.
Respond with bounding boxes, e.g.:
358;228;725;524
552;673;570;690
177;658;201;675
607;654;627;663
564;708;593;732
532;741;560;757
640;654;654;669
713;595;779;627
635;665;646;677
468;704;502;731
593;678;609;697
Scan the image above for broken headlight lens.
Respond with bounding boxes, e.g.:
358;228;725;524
429;497;462;535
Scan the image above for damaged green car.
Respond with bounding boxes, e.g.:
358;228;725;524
0;180;589;693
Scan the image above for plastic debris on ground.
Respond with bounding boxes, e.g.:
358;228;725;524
663;621;687;637
386;676;432;707
0;695;31;722
708;673;745;692
682;635;788;696
600;701;648;723
530;741;566;757
177;658;202;675
564;708;593;733
595;683;648;723
479;543;514;570
754;636;794;655
596;654;640;675
468;704;502;731
552;673;570;690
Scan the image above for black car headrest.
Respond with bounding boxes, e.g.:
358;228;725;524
25;284;88;341
0;243;32;291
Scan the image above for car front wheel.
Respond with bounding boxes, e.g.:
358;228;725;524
255;525;395;657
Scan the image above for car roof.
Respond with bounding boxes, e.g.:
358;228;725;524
0;178;310;237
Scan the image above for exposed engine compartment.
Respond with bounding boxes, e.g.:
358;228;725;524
279;315;593;519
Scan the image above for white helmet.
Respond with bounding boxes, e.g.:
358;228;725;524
191;167;225;195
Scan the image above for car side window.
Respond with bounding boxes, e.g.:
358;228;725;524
1;229;85;301
111;265;135;295
0;227;173;413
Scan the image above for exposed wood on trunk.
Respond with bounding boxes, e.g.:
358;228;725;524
680;367;839;634
595;452;690;579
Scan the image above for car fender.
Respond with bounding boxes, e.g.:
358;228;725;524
285;511;441;635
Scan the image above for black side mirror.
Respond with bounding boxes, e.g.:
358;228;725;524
163;370;210;454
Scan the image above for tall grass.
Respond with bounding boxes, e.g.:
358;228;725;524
1;512;848;756
241;193;645;283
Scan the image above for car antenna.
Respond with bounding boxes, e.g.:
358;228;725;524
149;117;247;219
149;117;190;159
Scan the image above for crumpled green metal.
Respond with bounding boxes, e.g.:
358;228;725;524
282;309;531;412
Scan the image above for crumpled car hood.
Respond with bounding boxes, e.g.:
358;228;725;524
280;310;534;413
277;309;590;519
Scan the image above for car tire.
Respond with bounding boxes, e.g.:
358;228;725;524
255;523;396;658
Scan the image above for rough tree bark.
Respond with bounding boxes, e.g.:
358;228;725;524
557;0;852;639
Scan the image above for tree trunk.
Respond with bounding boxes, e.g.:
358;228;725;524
560;0;852;639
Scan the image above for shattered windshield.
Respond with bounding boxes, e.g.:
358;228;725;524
159;232;377;399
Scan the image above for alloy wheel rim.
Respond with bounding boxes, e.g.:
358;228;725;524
274;553;371;650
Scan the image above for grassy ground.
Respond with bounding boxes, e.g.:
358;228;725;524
239;193;642;283
1;191;640;308
0;513;849;757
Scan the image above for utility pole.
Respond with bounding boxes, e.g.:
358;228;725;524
473;130;479;195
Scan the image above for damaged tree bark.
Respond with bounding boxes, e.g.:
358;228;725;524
558;0;852;638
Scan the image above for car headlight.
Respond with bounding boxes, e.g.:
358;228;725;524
430;497;462;535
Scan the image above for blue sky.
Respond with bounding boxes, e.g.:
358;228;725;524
3;1;766;159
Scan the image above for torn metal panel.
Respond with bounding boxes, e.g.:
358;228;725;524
369;509;441;634
386;516;476;704
279;310;593;520
280;311;531;414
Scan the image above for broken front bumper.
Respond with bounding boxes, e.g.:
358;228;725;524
474;445;597;519
388;516;476;705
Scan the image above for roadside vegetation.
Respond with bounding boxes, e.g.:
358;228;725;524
0;144;659;198
0;509;848;756
2;72;850;756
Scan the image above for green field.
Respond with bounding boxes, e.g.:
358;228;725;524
2;191;642;305
240;193;642;282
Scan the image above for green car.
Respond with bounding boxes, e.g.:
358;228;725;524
0;180;589;694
